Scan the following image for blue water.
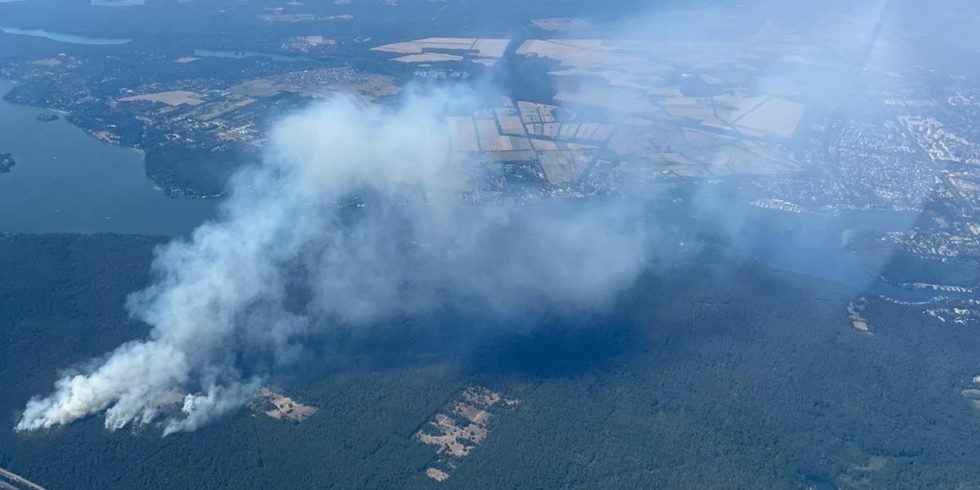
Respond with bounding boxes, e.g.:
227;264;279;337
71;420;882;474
193;49;313;63
0;27;131;45
0;81;214;235
728;205;976;302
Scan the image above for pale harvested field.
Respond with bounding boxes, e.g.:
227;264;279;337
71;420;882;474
530;138;595;151
475;114;502;151
495;109;527;136
530;138;558;151
518;39;671;89
394;53;463;63
732;97;805;137
528;122;561;138
526;120;612;144
120;90;204;106
657;89;804;138
539;150;591;184
608;118;798;177
447;116;480;152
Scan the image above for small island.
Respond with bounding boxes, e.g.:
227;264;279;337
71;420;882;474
37;111;60;122
0;153;15;173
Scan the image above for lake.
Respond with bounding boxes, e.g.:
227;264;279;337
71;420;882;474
727;205;976;302
193;49;314;63
0;27;131;45
638;193;975;303
0;81;215;235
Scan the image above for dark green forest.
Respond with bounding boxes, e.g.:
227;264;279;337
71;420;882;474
2;234;980;489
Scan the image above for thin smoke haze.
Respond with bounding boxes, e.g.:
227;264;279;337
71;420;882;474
16;88;652;434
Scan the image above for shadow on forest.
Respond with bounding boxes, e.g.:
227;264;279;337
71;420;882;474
276;249;765;385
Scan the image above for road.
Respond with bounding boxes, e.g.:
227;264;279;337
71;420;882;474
0;468;45;490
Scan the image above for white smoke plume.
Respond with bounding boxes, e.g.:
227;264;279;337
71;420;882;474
16;88;651;434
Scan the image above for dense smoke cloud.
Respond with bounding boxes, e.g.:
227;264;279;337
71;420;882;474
13;0;917;436
16;89;651;434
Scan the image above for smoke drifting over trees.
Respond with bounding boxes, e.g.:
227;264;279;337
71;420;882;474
17;90;651;434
